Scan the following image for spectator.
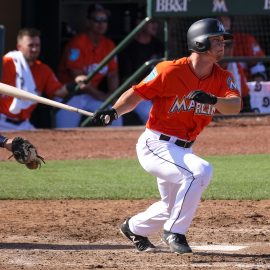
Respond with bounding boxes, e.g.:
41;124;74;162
119;14;164;125
0;28;78;131
220;40;253;112
56;3;122;127
218;16;267;82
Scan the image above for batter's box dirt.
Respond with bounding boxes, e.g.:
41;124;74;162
0;119;269;269
0;199;269;270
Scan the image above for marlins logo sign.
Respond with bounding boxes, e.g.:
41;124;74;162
212;0;228;12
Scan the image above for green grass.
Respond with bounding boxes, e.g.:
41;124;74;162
206;154;270;200
0;154;269;200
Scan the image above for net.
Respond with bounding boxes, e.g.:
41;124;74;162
165;15;270;81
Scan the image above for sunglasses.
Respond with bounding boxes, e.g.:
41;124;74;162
90;16;108;23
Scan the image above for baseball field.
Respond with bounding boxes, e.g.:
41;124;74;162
0;116;269;269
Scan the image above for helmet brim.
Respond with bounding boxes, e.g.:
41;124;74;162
207;31;233;40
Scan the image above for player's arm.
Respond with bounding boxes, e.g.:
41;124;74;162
0;135;12;151
187;90;241;115
113;88;143;116
214;96;241;114
65;68;109;101
91;88;144;126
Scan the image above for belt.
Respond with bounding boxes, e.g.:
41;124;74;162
159;134;194;148
5;117;25;125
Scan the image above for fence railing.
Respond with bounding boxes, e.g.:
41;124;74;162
80;58;165;127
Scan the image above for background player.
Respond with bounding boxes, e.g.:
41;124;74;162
91;18;241;254
56;3;122;127
0;28;79;130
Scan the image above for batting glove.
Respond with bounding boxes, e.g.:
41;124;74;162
91;108;118;126
187;90;217;105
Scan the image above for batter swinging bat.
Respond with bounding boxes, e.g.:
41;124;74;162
0;82;93;117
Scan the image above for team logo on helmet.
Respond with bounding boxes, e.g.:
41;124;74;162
217;20;225;32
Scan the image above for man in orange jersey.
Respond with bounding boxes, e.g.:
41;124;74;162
218;16;267;81
91;18;241;254
0;28;82;130
56;3;122;127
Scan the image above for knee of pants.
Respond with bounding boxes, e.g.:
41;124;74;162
194;163;213;188
158;201;172;218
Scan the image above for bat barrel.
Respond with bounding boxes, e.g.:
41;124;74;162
0;82;93;117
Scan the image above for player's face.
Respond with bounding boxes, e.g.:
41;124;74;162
208;35;225;61
17;35;41;64
88;11;108;35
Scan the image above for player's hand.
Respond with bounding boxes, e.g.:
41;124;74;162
91;109;118;126
187;90;217;105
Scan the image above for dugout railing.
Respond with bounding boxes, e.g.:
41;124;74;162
79;0;270;127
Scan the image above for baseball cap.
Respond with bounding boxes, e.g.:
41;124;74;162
87;3;111;18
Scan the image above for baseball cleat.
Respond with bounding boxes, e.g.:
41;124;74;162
120;219;156;252
163;230;192;254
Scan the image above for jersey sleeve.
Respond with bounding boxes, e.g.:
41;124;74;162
62;37;86;71
41;65;63;98
1;57;16;86
132;62;168;100
219;70;241;98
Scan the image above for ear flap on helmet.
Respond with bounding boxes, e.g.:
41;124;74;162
193;36;211;53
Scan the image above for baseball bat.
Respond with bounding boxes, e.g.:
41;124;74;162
0;82;93;117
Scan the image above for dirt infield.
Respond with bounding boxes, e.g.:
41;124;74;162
0;117;270;269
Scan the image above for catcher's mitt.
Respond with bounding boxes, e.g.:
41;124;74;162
10;137;45;169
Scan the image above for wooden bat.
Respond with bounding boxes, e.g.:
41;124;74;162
0;82;93;117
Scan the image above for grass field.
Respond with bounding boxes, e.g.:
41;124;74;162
0;154;269;200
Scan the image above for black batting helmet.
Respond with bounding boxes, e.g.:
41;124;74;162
187;18;233;53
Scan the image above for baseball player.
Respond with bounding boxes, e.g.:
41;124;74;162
56;4;122;128
0;28;79;130
92;18;241;254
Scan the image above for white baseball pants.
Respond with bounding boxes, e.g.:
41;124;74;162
129;128;213;236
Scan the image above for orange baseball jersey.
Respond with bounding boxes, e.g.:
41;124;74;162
133;57;240;141
233;33;265;58
0;56;62;120
58;33;118;86
233;32;265;79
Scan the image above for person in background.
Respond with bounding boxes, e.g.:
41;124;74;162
56;3;122;128
0;28;79;131
220;39;253;112
218;16;267;82
119;13;164;125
